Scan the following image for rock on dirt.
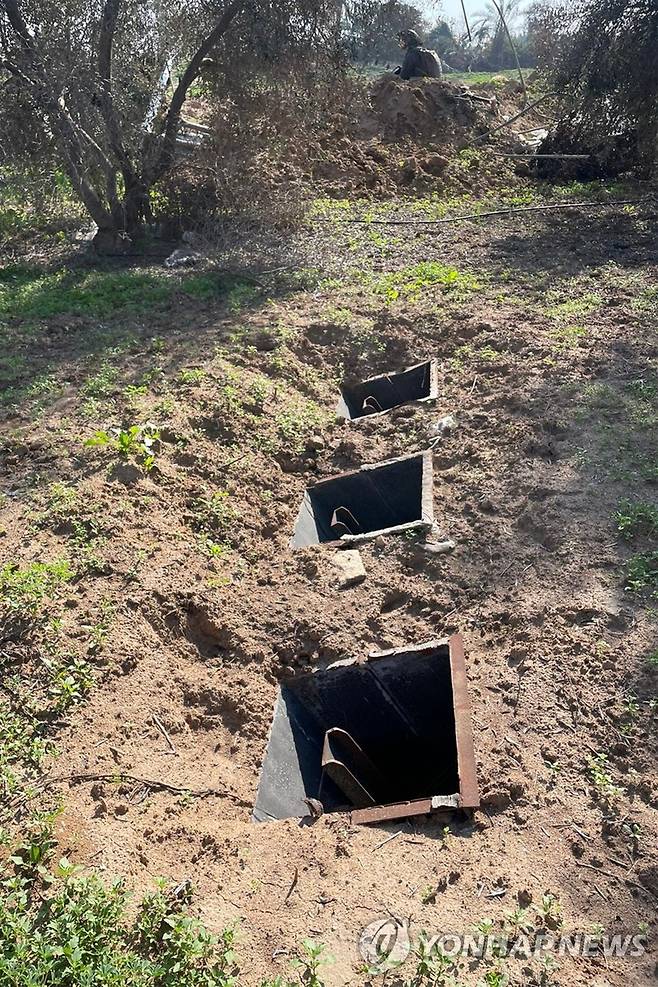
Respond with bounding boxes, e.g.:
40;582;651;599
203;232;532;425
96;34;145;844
164;247;201;269
422;539;456;555
330;549;366;588
429;414;458;440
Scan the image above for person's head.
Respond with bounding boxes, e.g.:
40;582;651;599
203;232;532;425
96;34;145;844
397;29;421;50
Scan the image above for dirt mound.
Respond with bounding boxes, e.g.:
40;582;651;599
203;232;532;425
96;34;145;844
363;76;496;142
187;74;530;216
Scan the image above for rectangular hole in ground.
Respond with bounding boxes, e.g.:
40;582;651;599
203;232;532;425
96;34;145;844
253;644;458;822
338;361;436;420
292;453;429;547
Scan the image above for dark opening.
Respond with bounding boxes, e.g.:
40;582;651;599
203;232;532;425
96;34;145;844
338;362;435;420
253;645;458;821
292;454;427;548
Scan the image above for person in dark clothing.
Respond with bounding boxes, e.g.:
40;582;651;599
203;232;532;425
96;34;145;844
394;29;442;81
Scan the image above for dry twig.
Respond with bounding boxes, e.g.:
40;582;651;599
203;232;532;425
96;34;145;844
152;714;177;755
4;770;250;820
283;866;299;904
319;198;650;228
372;831;403;851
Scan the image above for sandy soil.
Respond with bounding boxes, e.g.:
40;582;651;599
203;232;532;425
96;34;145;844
1;193;657;985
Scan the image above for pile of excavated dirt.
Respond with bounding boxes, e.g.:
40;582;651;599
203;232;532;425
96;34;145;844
362;75;497;141
191;76;541;210
304;78;502;196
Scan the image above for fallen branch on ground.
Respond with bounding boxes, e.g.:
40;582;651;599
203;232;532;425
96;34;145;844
316;198;651;228
468;91;558;145
489;152;593;160
4;771;251;820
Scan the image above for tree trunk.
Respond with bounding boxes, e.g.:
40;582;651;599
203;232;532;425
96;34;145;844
637;111;658;179
92;193;143;254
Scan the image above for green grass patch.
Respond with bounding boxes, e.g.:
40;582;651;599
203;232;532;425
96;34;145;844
0;865;239;986
632;286;658;314
308;197;355;221
550;324;587;347
572;376;658;482
615;500;658;541
182;273;257;309
545;292;601;322
0;369;61;409
274;397;328;453
546;179;634;201
0;266;254;322
83;362;120;398
0;560;72;619
449;69;518;85
372;261;480;303
624;551;658;597
0;266;173;320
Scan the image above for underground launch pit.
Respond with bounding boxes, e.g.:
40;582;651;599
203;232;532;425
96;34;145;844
253;634;479;825
291;451;433;548
337;360;438;420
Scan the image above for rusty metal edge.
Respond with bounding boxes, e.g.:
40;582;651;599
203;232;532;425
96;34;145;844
350;634;479;825
338;360;439;422
420;449;434;526
449;633;480;810
351;798;434;825
292;451;432;549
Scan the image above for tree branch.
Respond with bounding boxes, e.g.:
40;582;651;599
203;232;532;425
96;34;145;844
1;0;114;232
489;0;527;105
151;0;245;180
1;0;33;49
0;54;34;83
97;0;135;181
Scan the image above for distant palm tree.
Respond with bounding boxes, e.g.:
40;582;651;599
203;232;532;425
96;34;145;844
472;0;523;44
472;0;527;99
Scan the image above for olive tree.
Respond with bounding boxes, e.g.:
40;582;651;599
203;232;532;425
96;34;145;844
0;0;346;250
537;0;658;175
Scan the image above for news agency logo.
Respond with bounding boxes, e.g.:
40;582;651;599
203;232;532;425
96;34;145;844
359;918;411;971
358;919;646;972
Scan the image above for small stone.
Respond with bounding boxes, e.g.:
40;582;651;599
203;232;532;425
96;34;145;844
114;802;129;817
164;247;200;268
93;799;108;818
422;540;456;555
429;415;457;440
330;550;366;587
305;434;325;452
